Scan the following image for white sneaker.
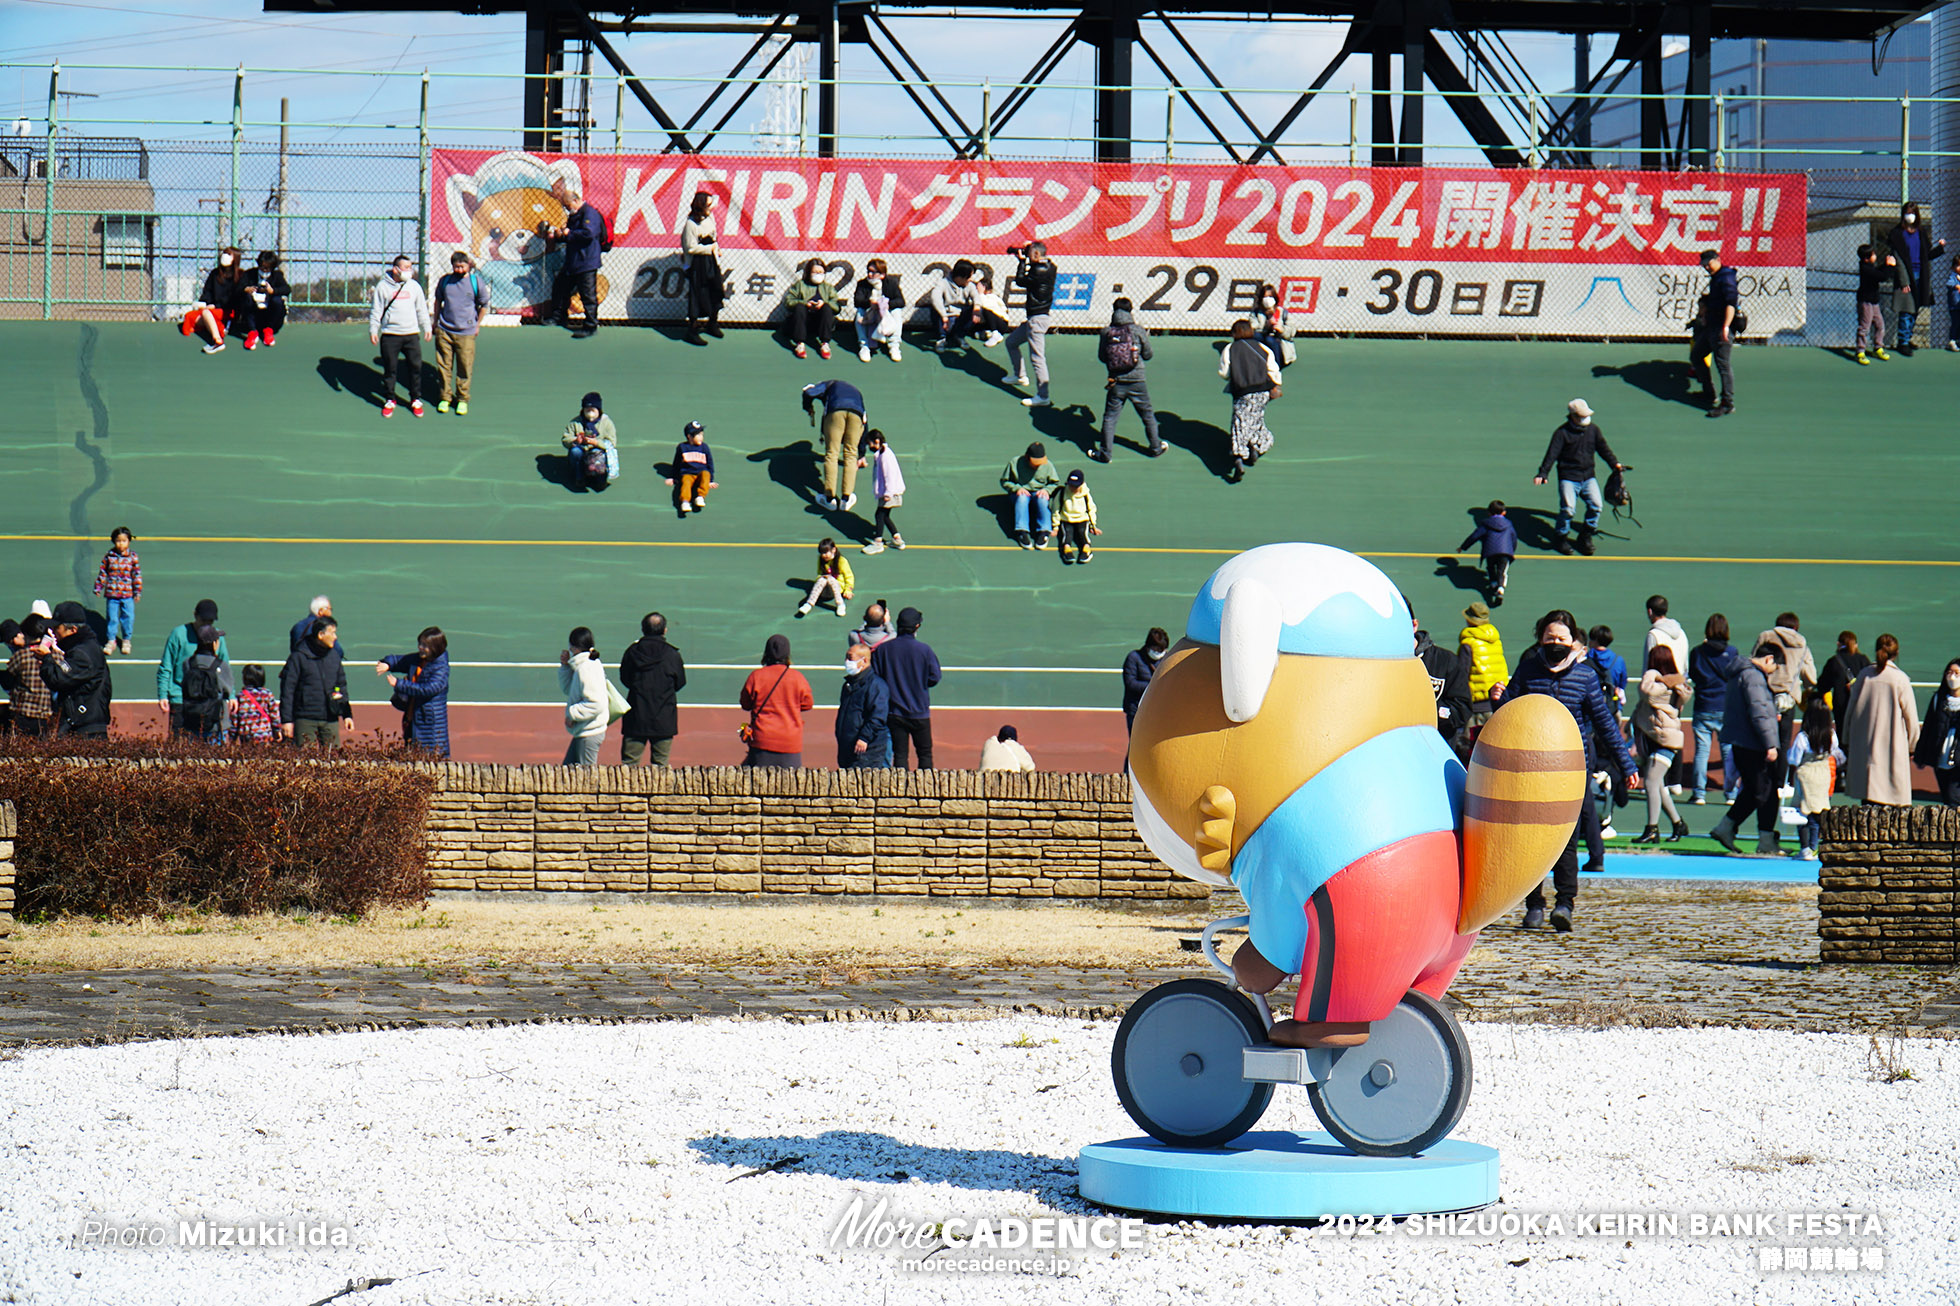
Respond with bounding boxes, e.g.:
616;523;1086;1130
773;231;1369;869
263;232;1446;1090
862;540;887;555
796;603;813;616
835;602;848;617
984;331;1005;347
203;341;225;354
1947;340;1959;352
859;345;873;362
1013;372;1029;386
1799;847;1819;860
890;535;906;550
842;494;858;510
889;343;902;362
1022;396;1051;408
693;496;706;509
1667;784;1683;795
678;502;691;515
1600;824;1620;840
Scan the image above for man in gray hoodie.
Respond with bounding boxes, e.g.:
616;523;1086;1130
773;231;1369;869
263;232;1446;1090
1094;297;1161;462
368;254;433;418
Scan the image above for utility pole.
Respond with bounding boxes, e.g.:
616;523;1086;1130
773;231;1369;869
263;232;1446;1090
276;96;290;255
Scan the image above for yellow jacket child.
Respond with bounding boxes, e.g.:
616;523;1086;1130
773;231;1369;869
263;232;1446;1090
1056;470;1100;565
1458;603;1507;703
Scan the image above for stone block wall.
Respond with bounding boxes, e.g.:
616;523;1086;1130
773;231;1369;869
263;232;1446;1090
1818;805;1960;963
420;765;1203;900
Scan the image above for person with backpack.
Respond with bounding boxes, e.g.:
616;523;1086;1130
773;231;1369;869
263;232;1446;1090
179;623;233;743
157;599;230;738
368;254;433;418
280;616;351;749
1533;398;1624;556
227;665;279;744
1094;297;1161;462
432;249;491;415
546;174;609;338
37;602;113;739
561;391;619;490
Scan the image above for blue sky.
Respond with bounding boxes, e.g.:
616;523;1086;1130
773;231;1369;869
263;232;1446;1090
0;0;1599;161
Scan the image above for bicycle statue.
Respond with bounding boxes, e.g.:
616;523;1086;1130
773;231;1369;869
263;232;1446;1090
1113;543;1586;1159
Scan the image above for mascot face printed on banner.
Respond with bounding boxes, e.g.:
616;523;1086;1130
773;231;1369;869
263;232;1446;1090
443;151;581;313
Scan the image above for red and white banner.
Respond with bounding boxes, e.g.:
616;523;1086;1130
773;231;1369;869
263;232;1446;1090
430;150;1806;337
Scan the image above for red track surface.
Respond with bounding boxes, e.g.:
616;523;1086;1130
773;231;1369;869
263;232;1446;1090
109;704;1133;771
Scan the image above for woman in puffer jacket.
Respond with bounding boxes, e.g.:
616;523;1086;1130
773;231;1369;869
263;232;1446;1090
1631;644;1689;843
558;625;610;766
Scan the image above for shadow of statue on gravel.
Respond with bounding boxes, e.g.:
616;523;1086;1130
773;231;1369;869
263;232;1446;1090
689;1131;1080;1206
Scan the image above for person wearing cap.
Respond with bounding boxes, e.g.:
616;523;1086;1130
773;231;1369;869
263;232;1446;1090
1053;468;1100;564
5;616;54;737
1456;500;1516;603
158;599;230;737
1534;398;1623;556
178;623;234;743
1457;601;1508;729
1000;441;1062;550
562;391;619;490
281;615;350;749
292;596;332;651
1691;248;1739;415
800;379;866;511
871;606;941;770
980;724;1036;772
37;600;112;737
664;420;716;516
432;249;491;415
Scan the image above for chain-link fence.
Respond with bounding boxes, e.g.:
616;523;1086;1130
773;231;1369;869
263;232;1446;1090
2;63;1957;339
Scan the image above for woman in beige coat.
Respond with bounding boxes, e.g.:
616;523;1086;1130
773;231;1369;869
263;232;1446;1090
1843;633;1921;805
1631;645;1690;842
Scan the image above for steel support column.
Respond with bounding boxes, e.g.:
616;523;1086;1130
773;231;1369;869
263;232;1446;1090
1085;4;1138;162
1372;47;1396;165
1687;2;1713;168
1573;32;1592;165
1400;19;1425;165
1640;39;1667;168
524;3;572;152
816;0;841;157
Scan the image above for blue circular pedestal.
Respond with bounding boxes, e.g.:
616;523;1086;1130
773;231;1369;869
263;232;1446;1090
1077;1131;1499;1220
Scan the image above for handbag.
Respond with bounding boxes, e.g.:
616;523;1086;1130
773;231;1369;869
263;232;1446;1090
738;667;790;744
1278;338;1298;366
604;677;630;724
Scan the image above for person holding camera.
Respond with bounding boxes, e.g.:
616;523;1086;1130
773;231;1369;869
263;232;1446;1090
1004;241;1056;408
546;174;608;338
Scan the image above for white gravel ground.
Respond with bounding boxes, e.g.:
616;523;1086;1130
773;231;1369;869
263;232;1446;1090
1;1015;1955;1305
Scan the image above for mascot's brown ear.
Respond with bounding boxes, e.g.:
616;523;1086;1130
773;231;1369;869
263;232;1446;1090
1196;785;1237;873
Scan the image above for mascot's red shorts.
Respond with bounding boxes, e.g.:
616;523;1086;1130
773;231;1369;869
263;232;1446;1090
181;307;228;336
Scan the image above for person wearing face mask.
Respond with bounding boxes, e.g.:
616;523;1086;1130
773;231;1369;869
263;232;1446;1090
183;246;244;354
1493;609;1639;931
1122;627;1170;735
1884;201;1946;355
1249;283;1295;368
1914;660;1960;804
368;254;433;418
834;640;891;769
1534;398;1623;556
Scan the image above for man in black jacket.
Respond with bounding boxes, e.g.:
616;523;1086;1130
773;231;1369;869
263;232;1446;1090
1691;248;1739;415
280;616;349;748
1534;397;1623;556
1095;298;1161;461
1410;607;1472;760
38;601;111;737
1005;241;1057;409
619;611;687;766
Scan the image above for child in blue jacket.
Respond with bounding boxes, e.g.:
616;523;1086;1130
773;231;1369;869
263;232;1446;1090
1457;500;1517;603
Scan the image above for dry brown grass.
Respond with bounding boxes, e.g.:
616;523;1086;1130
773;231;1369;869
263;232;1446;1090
5;897;1229;973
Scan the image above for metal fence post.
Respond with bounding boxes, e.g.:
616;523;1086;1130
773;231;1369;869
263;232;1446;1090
42;62;58;321
799;79;810;158
229;65;243;247
614;76;624;155
981;80;992;159
1713;93;1725;172
1165;87;1175;163
1901;97;1912;204
1527;92;1541;168
1347;86;1357;167
418;69;431;276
